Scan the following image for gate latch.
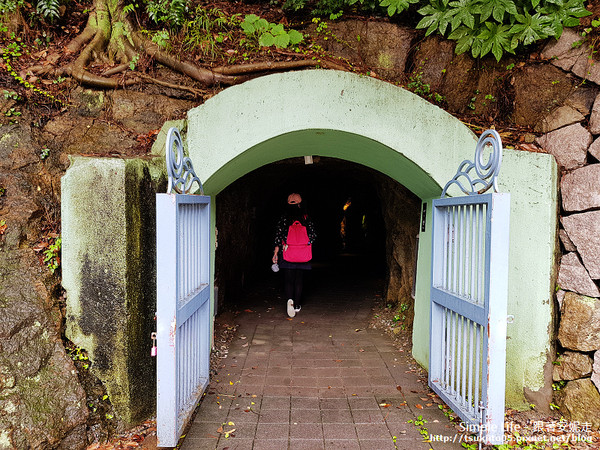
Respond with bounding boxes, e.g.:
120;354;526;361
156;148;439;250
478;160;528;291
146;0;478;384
151;332;157;357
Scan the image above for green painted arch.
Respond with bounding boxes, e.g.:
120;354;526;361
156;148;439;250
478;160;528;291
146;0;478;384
202;129;441;198
182;69;558;410
187;70;478;197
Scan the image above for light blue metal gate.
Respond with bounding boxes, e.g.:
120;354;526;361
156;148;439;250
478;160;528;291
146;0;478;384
429;130;510;445
156;128;211;447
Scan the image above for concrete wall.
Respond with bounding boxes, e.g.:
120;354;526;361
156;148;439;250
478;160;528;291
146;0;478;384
185;69;558;408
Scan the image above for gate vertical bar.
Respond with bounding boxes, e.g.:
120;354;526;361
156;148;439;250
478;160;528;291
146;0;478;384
156;193;178;444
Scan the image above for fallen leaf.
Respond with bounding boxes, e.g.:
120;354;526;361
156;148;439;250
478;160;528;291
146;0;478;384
420;397;428;401
355;328;362;332
379;403;391;408
396;386;402;391
415;404;423;409
217;426;224;433
244;309;253;312
426;403;433;407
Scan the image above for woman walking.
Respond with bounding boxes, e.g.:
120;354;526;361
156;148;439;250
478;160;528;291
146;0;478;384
272;193;316;317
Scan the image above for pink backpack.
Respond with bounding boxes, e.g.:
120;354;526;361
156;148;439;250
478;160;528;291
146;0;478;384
283;220;312;263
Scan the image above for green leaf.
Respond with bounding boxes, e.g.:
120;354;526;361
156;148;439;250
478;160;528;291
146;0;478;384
240;21;255;34
447;0;480;31
288;29;303;45
478;22;515;61
379;0;418;17
255;18;270;33
258;32;275;47
450;25;477;54
270;23;285;35
416;2;452;36
244;14;260;23
510;11;552;45
273;33;291;48
479;0;518;22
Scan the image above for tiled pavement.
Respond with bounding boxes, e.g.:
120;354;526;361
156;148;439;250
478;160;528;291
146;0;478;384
180;258;463;449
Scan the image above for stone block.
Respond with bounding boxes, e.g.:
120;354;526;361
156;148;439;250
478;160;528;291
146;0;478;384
559;229;576;252
557;253;600;297
564;86;599;116
553;351;593;381
557;378;600;430
561;211;600;279
590;94;600;135
557;290;566;309
541;29;584;67
512;65;575;128
307;20;415;81
543;29;600;86
561;164;600;212
62;156;166;427
536;105;584;133
590;137;600;161
558;292;600;352
535;123;591;170
593;351;600;392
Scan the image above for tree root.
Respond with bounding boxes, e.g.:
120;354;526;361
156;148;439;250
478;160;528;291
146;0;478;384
211;58;347;75
136;74;206;98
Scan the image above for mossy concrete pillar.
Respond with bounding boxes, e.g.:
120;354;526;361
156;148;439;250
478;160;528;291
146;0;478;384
61;156;166;427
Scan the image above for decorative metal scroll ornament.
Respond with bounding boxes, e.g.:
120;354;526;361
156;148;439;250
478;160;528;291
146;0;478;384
166;127;203;195
441;129;503;197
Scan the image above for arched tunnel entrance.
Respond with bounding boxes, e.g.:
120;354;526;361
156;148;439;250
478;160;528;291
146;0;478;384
214;157;421;336
61;70;559;431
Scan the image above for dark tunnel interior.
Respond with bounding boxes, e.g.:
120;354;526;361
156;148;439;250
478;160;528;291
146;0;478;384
214;156;421;313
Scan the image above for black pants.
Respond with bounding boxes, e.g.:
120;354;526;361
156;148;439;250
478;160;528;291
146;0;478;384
284;268;304;307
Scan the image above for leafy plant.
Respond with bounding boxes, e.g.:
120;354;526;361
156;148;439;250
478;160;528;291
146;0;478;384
1;39;63;104
4;107;20;117
43;236;61;273
241;14;303;49
129;54;140;70
0;0;25;14
40;147;50;159
407;71;445;103
183;6;240;57
146;0;187;27
150;29;170;48
417;0;591;61
2;90;20;100
36;0;60;21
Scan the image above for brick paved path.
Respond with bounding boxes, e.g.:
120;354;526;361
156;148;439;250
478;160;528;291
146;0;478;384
180;257;462;449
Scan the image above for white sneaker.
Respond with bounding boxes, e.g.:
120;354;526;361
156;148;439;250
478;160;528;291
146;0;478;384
287;299;295;318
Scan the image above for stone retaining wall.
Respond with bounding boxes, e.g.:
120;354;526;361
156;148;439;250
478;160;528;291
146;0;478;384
538;31;600;428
